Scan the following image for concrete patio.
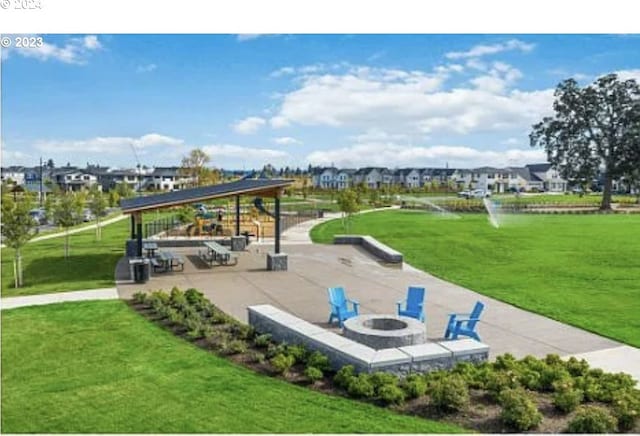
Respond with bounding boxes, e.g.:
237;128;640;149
116;241;621;359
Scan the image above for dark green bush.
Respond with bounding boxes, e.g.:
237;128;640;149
286;344;308;364
253;333;272;348
304;366;324;384
378;383;406;405
347;374;375;399
430;374;470;412
184;288;205;305
552;387;583;413
564;356;590;377
201;324;215;339
222;339;248;355
498;388;543;431
539;365;572;392
167;307;185;326
494;353;519;371
567;405;618;433
132;291;147;304
485;371;519;399
400;374;427;399
306;351;331;372
265;343;288;359
597;372;636;403
270;353;295;375
517;368;542;391
169;287;189;310
369;372;399;392
230;323;255;341
611;390;640;431
334;365;356;388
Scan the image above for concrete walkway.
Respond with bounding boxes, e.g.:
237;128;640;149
1;288;119;310
29;214;128;243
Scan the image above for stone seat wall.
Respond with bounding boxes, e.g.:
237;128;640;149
248;304;489;376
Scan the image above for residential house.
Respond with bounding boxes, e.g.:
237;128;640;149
525;163;567;192
335;169;355;190
397;168;422;188
311;167;338;189
1;166;25;185
353;167;384;189
52;169;100;191
149;167;193;191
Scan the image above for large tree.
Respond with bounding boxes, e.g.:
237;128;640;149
530;73;640;210
1;194;36;288
180;148;217;187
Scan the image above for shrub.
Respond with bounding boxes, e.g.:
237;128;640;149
597;372;637;403
306;351;331;372
400;374;427;399
265;343;288;359
169;287;189;310
539;365;572;392
430;374;470;412
564;356;590;377
378;383;406;405
498;388;543;431
304;366;324;384
270;353;295;375
222;339;248;355
132;291;147;304
167;307;185;326
253;333;272;348
517;369;542;391
209;330;232;349
201;324;215;339
611;390;640;431
567;405;618;433
334;365;356;388
286;344;308;364
347;374;375;399
369;372;399;392
494;353;519;371
184;288;205;305
248;351;266;364
230;324;255;341
485;371;519;399
552;387;583;413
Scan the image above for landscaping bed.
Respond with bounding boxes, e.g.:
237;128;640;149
131;287;640;434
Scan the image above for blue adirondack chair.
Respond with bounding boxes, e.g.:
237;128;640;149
327;286;359;327
444;301;485;341
396;286;426;321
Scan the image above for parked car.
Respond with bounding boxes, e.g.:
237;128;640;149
28;209;47;225
83;209;95;222
458;189;491;199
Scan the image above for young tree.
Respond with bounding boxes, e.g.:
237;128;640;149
1;194;36;288
87;185;108;240
337;189;359;231
52;191;84;258
530;74;640;210
108;189;120;208
115;182;134;199
180;148;211;187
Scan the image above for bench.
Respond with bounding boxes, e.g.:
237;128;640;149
334;235;403;263
200;242;239;267
150;257;164;272
248;305;490;376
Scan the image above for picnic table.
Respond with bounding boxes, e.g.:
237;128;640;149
152;250;185;272
199;241;238;267
143;242;158;258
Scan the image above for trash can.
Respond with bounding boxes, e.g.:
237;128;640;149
130;258;150;283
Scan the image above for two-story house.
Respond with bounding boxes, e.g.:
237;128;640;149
335;169;355;190
525;163;567;192
311;167;338;189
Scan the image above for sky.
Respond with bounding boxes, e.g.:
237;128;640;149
2;34;639;170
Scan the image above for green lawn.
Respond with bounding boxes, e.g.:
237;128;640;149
311;210;640;347
0;300;463;433
1;218;131;297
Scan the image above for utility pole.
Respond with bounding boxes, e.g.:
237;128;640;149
39;156;43;207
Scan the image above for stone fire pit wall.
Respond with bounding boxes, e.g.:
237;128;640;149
248;304;489;376
343;315;426;350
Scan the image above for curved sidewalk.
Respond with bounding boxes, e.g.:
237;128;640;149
1;288;119;310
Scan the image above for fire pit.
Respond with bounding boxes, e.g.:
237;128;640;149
343;314;426;350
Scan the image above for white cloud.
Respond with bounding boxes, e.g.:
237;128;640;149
501;137;523;146
202;144;290;160
136;63;157;73
6;34;102;64
272;136;302;145
34;133;184;155
2;149;32;165
232;116;266;134
613;69;640;81
307;142;545;168
269;64;553;135
446;39;535;60
237;34;263;42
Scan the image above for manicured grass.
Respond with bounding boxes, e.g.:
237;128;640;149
1;218;130;297
311;210;640;347
0;300;464;433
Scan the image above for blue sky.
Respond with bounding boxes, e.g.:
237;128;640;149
2;34;639;170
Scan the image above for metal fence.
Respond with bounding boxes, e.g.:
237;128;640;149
144;215;181;238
